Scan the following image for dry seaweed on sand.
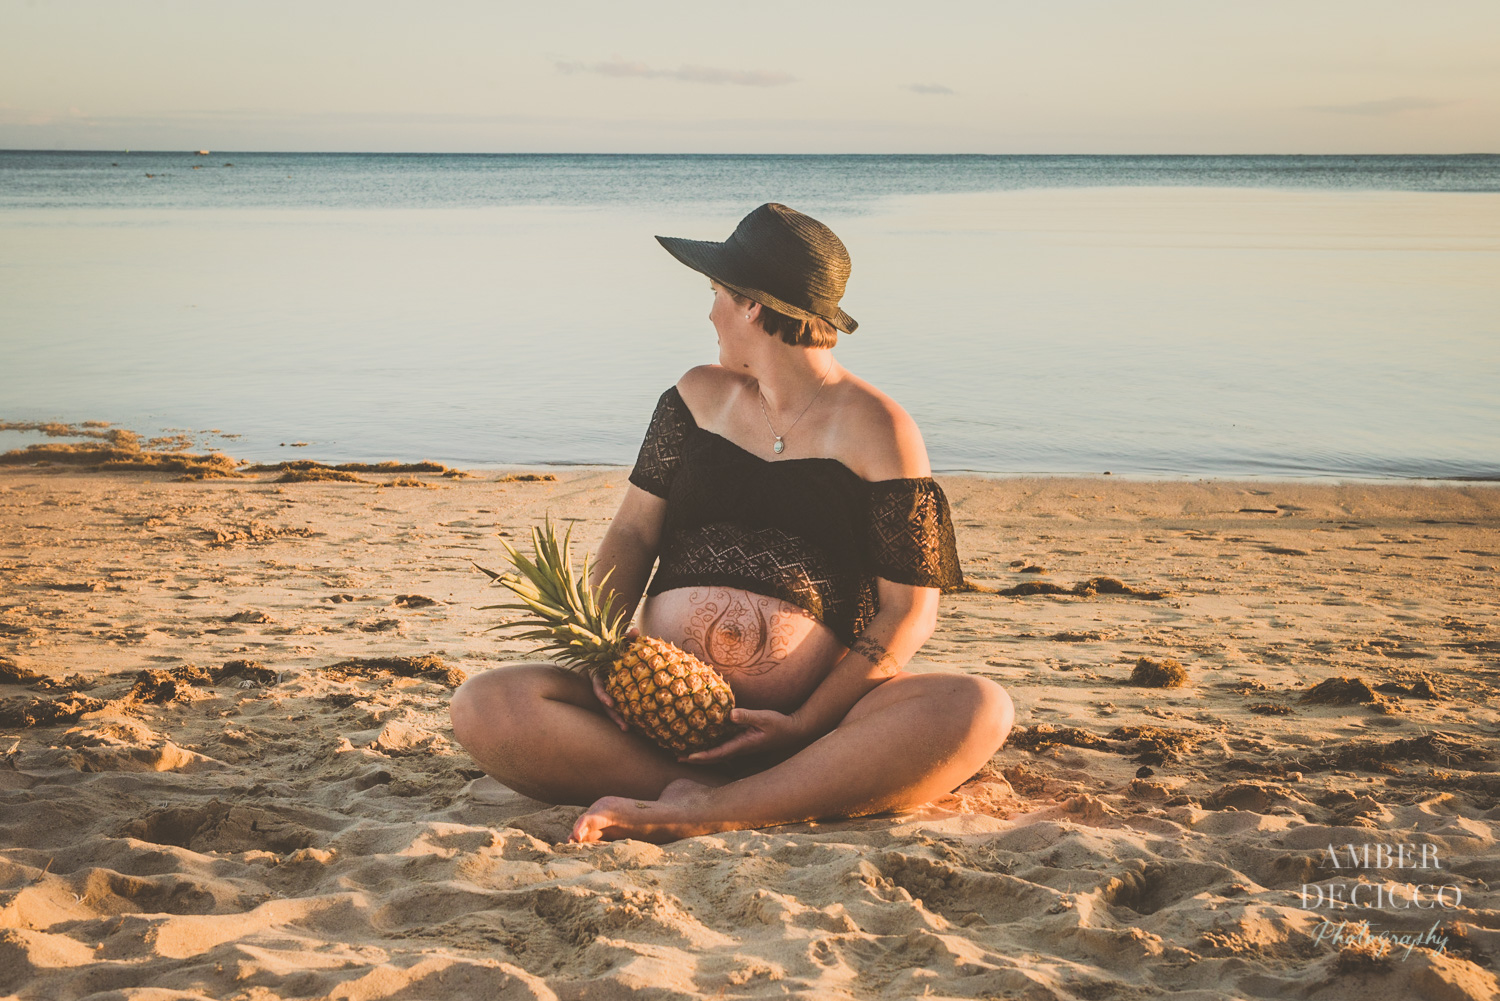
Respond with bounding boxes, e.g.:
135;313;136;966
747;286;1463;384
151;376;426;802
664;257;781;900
0;419;117;439
1375;677;1441;699
274;467;369;484
393;594;440;608
1108;725;1207;765
1296;732;1490;773
215;660;280;685
1129;656;1189;688
0;439;245;479
0;694;108;728
947;575;1166;599
1299;676;1382;705
496;472;558;482
1249;703;1294;715
319;655;466;689
0;659;45;685
242;459;449;474
1009;723;1111;752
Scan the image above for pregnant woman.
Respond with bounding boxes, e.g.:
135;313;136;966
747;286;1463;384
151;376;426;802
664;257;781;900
450;203;1014;843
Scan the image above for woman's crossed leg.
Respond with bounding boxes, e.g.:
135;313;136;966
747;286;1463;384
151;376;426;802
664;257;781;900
449;664;1014;843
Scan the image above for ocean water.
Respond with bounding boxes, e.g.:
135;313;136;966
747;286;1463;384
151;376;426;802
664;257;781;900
1;151;1497;481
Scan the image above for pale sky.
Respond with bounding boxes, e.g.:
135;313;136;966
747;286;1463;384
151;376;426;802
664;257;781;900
2;0;1496;153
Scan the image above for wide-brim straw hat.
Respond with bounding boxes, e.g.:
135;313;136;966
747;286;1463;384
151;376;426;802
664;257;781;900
656;203;858;334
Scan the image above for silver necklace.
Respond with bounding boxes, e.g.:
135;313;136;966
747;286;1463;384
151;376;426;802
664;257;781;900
757;361;833;455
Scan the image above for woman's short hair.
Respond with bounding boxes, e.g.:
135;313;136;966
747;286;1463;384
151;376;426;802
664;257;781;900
721;285;839;349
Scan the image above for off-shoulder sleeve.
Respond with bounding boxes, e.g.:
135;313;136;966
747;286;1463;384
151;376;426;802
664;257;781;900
628;386;693;498
866;478;964;589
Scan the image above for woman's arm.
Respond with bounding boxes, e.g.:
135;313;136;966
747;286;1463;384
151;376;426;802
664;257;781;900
589;483;667;627
790;578;938;735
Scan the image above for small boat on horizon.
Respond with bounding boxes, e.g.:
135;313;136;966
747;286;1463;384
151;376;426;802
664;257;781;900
196;150;210;155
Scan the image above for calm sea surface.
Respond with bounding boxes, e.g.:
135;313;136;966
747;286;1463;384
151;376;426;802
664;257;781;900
2;152;1497;481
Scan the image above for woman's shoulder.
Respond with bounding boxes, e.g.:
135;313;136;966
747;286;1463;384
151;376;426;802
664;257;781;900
674;365;748;427
831;372;931;482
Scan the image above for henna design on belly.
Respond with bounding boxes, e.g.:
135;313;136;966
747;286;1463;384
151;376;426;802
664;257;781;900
850;634;901;677
678;588;803;676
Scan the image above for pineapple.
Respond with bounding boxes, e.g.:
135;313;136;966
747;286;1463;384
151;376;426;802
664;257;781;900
475;519;736;754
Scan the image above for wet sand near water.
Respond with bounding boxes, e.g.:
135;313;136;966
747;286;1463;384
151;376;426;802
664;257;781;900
1;467;1497;1000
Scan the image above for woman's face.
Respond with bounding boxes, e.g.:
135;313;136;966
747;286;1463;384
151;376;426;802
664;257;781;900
708;280;755;367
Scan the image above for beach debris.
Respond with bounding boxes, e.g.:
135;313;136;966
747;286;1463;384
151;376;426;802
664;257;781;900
1299;676;1380;705
201;523;319;546
1049;630;1112;642
393;594;439;608
496;472;558;482
1375;677;1441;699
276;467;368;483
127;667;212;703
244;459;449;474
1249;703;1294;715
225;610;274;624
144;434;194;451
0;425;244;479
215;660;279;686
0;420;115;439
243;459;455;484
1129;656;1189;688
1009;723;1111;752
956;575;1168;599
0;694;107;728
1108;725;1206;765
319;655;466;689
36;580;108;592
1297;732;1489;774
0;660;44;685
377;477;437;489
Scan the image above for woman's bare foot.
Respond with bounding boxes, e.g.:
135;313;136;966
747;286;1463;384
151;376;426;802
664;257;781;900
569;777;726;844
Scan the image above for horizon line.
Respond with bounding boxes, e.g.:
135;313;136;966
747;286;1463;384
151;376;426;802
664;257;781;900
3;148;1499;157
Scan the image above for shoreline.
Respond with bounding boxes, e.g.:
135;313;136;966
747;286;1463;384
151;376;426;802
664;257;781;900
1;466;1496;999
3;442;1497;489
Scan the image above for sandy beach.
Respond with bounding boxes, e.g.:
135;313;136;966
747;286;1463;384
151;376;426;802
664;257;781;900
2;463;1497;1000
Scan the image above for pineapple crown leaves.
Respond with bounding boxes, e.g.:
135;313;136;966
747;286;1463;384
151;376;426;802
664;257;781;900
472;516;630;663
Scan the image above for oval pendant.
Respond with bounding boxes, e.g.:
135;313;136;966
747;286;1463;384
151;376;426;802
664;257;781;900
773;438;785;454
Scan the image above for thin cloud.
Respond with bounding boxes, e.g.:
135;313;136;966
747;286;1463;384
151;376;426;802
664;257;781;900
908;83;955;95
555;59;794;87
1310;97;1451;116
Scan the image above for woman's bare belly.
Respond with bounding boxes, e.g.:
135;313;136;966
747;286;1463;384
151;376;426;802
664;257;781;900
638;586;847;713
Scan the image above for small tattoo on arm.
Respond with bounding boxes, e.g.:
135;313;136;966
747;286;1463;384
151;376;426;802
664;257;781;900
850;635;900;677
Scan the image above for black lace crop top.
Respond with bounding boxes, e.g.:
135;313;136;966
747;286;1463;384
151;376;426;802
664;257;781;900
628;386;963;645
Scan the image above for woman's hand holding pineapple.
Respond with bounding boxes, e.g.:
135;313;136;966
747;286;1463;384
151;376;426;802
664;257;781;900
678;706;809;763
